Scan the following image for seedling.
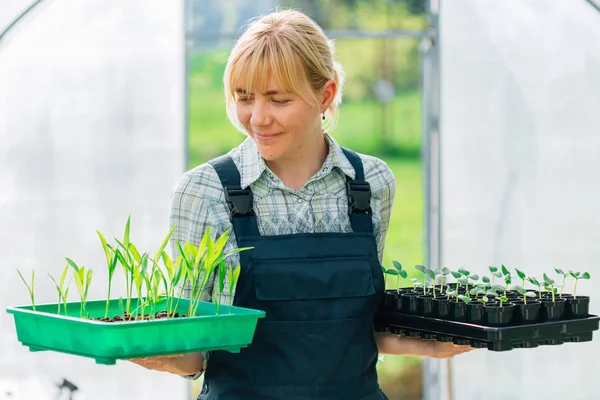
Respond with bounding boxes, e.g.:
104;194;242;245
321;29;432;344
554;268;570;298
66;258;93;318
16;269;35;311
542;273;558;302
98;230;122;319
570;270;591;299
514;285;536;305
469;285;485;299
481;276;491;288
227;264;241;313
527;276;543;299
448;290;470;304
48;265;70;315
434;267;450;298
414;265;429;295
515;268;527;288
495;295;508;307
478;295;489;305
390;261;408;292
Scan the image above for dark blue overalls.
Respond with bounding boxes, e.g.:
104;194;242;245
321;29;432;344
201;148;388;400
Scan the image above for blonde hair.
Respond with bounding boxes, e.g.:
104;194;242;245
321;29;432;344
223;9;345;133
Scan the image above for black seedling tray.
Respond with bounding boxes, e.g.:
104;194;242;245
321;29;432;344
374;311;600;351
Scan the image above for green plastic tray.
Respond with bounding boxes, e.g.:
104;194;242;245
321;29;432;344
6;297;265;365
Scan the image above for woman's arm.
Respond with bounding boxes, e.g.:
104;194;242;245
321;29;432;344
374;332;473;359
129;352;204;376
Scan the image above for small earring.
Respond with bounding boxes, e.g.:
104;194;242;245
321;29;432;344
322;113;326;121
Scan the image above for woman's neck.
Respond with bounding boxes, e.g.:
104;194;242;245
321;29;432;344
266;133;329;191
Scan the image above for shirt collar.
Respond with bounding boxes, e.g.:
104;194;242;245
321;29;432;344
235;132;357;189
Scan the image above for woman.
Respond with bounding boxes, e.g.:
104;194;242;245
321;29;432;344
131;9;471;399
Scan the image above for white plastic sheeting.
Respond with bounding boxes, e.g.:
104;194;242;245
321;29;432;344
0;1;187;399
439;0;600;399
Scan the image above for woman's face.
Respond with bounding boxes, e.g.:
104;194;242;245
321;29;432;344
235;74;324;163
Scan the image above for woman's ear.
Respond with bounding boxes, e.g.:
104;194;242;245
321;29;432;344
320;79;337;113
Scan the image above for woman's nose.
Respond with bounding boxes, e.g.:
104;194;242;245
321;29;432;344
250;100;271;127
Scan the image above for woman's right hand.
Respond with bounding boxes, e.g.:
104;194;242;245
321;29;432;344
129;352;204;376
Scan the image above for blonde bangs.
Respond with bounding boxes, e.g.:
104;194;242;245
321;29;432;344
225;34;316;106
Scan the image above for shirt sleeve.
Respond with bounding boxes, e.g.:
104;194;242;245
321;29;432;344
372;161;396;264
169;172;216;379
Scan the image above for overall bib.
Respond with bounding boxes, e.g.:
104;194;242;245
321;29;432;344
201;148;388;400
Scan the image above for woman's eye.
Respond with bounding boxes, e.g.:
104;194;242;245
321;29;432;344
237;97;253;103
273;99;290;105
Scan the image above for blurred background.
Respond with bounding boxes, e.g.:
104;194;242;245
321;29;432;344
1;0;599;399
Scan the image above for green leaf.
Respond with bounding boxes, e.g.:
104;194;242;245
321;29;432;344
425;269;436;279
97;230;113;267
59;265;69;290
501;264;510;277
491;285;505;292
555;268;565;275
581;272;591;279
414;264;426;273
392;260;403;272
527;276;540;286
543;273;554;285
493;271;504;278
65;258;79;272
450;271;462;280
488;266;498;273
441;267;450;275
457;295;471;303
457;277;469;285
124;215;131;247
386;269;399;276
569;270;580;278
218;260;226;294
486;289;498;297
525;292;537;298
399;270;408;279
515;268;526;280
128;242;142;264
458;268;470;277
513;285;525;294
482;276;491;284
470;274;480;281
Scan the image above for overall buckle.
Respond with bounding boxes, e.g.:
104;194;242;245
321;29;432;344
224;186;255;221
347;180;372;215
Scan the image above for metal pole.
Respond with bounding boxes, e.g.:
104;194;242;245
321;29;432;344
422;0;443;399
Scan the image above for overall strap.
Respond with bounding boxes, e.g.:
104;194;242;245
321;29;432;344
208;155;260;237
341;147;374;233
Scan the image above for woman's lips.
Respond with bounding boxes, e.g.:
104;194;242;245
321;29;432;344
254;132;283;141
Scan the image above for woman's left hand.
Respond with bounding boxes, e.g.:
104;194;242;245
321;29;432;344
374;332;475;358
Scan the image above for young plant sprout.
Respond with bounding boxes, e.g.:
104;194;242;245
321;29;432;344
478;295;489;305
527;276;543;299
425;268;436;296
227;264;241;313
514;285;536;305
16;268;35;311
469;285;485;299
502;272;512;298
98;231;122;319
543;273;558;302
468;273;480;293
391;261;408;292
481;276;491;288
488;266;500;286
414;265;429;295
66;258;93;318
450;270;463;293
434;267;450;298
48;265;70;315
515;268;527;288
570;270;591;299
495;295;509;307
161;250;185;318
554;268;570;298
410;278;422;291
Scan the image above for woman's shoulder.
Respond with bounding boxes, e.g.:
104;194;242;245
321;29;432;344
354;152;396;194
171;161;226;204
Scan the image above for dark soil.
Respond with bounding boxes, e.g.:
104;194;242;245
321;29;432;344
92;311;184;323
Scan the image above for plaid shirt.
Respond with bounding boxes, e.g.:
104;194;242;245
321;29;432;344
170;133;395;304
169;133;395;375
